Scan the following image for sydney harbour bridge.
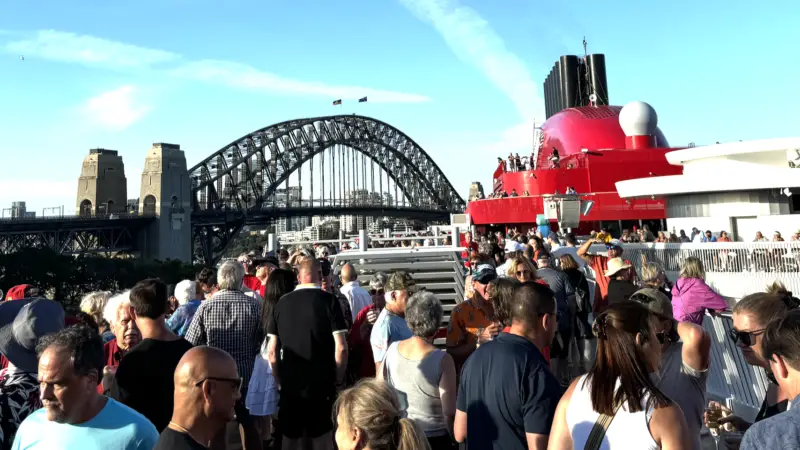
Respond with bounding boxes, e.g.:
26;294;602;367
0;115;466;265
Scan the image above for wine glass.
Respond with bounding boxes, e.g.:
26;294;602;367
706;403;723;450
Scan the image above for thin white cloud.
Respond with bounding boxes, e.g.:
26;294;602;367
80;85;152;131
2;30;429;103
171;60;430;103
485;120;536;154
5;30;179;70
399;0;543;120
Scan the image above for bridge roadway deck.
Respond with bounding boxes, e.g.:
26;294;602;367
191;205;451;226
0;214;156;255
0;213;155;233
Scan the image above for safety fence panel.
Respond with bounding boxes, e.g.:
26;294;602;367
331;246;467;346
702;312;769;423
589;242;800;299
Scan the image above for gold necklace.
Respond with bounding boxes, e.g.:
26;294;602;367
169;422;206;448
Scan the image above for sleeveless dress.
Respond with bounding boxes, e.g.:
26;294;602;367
565;375;659;450
245;338;279;416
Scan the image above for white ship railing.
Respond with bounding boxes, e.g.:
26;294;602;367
702;312;769;423
587;242;800;299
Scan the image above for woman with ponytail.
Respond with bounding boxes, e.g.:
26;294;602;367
335;378;431;450
548;301;690;449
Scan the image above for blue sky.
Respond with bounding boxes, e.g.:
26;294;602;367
1;0;798;214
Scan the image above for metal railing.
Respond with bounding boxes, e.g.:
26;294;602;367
589;242;800;299
265;227;464;253
703;312;769;423
330;246;467;346
0;211;156;223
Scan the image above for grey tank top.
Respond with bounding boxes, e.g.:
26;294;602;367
657;342;708;450
384;342;448;437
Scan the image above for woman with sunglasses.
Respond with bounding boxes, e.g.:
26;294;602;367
506;256;537;283
704;286;800;442
548;301;691;449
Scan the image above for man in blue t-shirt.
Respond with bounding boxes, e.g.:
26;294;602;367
370;271;417;371
13;326;158;450
455;282;562;450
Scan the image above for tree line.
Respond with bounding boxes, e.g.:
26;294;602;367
0;248;202;313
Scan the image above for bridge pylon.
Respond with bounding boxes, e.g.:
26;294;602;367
76;149;127;216
139;143;192;262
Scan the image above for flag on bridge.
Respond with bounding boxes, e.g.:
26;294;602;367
333;99;342;106
358;96;368;103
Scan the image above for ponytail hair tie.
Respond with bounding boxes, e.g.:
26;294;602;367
592;315;609;340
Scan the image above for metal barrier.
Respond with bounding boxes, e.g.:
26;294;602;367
331;246;467;346
589;242;800;298
702;312;769;423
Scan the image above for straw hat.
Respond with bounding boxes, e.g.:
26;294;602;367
604;257;632;277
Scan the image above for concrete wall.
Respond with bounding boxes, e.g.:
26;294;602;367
665;190;800;241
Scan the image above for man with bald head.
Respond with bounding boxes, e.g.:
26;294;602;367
338;263;371;322
155;346;241;450
267;257;348;450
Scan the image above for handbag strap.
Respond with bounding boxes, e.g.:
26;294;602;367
583;402;623;450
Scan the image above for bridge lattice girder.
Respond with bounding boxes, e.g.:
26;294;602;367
188;115;466;213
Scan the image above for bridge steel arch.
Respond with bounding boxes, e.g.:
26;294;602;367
189;115;466;264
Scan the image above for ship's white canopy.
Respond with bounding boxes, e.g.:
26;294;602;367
617;137;800;198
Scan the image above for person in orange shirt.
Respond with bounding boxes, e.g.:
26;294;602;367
577;238;637;312
446;265;499;374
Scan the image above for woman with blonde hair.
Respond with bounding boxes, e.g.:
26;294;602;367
506;256;537;283
335;378;431;450
80;291;114;343
671;256;728;324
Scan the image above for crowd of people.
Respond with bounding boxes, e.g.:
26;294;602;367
0;229;799;449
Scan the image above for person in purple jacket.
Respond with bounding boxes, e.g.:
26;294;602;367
671;257;729;324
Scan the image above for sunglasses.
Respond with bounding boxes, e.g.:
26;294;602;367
195;376;243;391
655;331;667;344
727;328;766;347
516;270;532;277
369;289;385;296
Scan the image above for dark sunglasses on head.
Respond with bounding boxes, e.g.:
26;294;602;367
728;328;766;347
195;376;243;391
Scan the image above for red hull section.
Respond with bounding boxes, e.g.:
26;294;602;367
467;105;684;227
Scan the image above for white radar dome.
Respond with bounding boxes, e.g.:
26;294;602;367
619;101;658;137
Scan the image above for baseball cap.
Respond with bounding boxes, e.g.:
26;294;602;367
386;271;418;293
471;264;497;284
606;239;623;249
504;240;524;253
629;288;673;320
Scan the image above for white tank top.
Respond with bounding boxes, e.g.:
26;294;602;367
566;375;659;450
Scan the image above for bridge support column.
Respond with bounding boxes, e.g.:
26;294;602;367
358;230;369;251
139;143;192;262
384;228;391;239
452;226;460;248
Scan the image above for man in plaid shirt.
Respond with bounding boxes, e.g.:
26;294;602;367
186;260;263;449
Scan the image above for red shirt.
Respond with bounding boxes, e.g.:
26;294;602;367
348;305;378;379
243;275;261;292
98;339;125;394
588;255;637;312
